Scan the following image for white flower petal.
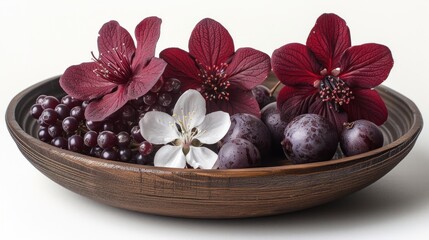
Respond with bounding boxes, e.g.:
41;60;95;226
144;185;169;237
195;111;231;144
140;111;180;144
186;146;218;169
154;145;187;168
173;89;206;131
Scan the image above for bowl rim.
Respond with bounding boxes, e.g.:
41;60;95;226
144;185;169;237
6;75;424;177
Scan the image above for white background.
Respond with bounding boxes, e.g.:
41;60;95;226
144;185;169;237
1;0;428;239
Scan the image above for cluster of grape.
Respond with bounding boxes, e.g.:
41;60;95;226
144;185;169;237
29;78;182;164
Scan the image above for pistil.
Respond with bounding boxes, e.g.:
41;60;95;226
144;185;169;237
318;75;354;112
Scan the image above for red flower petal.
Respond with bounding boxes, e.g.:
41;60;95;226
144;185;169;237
188;18;235;67
339;43;394;88
127;57;167;99
306;13;351;71
214;89;261;118
276;85;319;122
97;21;136;61
160;47;201;90
342;89;388;125
85;85;128;121
272;43;322;86
308;99;348;134
132;17;162;69
59;62;116;100
226;48;271;90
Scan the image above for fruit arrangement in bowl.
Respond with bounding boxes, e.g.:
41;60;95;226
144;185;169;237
6;13;423;218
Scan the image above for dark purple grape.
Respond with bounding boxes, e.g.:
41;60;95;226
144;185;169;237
340;120;384;156
150;78;164;93
150;104;167;112
101;149;118;160
54;104;70;120
89;146;103;158
62;116;78;134
48;124;63;138
131;126;144;143
132;152;153;165
281;114;338;164
118;149;132;162
30;104;44;119
120;104;136;122
102;121;115;132
97;131;117;149
117;131;131;148
40;108;58;126
70;106;84;121
163;78;181;93
61;95;82;108
41;96;60;110
221;113;271;156
81;100;89;109
36;95;47;105
251;85;275;109
217;138;261;169
38;127;52;142
143;92;157;106
84;131;98;147
130;96;145;108
158;92;172;107
86;120;102;131
68;135;84;152
261;102;288;150
51;136;68;149
139;141;153;156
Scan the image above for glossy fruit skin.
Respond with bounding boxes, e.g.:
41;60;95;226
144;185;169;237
281;114;339;164
251;85;276;109
340;120;384;156
217;138;261;169
221;113;271;156
261;102;288;150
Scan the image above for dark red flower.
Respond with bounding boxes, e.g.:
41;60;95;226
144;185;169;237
272;13;394;133
160;18;271;117
60;17;167;121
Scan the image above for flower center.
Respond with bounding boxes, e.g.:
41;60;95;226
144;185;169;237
196;60;230;101
92;43;132;84
317;75;354;112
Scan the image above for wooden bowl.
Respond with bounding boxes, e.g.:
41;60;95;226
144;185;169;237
6;75;423;219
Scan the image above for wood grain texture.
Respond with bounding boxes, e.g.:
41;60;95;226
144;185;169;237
6;75;423;219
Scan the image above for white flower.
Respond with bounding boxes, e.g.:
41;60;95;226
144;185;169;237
139;89;231;169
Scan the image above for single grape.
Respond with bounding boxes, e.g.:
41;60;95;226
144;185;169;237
54;104;70;120
81;100;89;109
97;131;117;149
281;114;338;164
48;124;63;138
130;126;144;143
221;113;271;156
117;131;131;148
143;92;157;106
217;138;261;169
41;96;60;110
102;121;115;132
70;106;84;121
89;146;103;158
139;141;153;156
150;78;164;93
261;102;288;150
30;104;44;119
36;95;47;105
165;78;181;93
340;120;384;156
120;104;136;122
101;149;118;160
40;108;58;126
158;92;172;107
84;131;98;147
68;135;84;152
86;120;102;131
61;95;82;108
51;136;68;149
38;127;52;142
251;85;275;109
118;149;132;162
62;116;78;134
